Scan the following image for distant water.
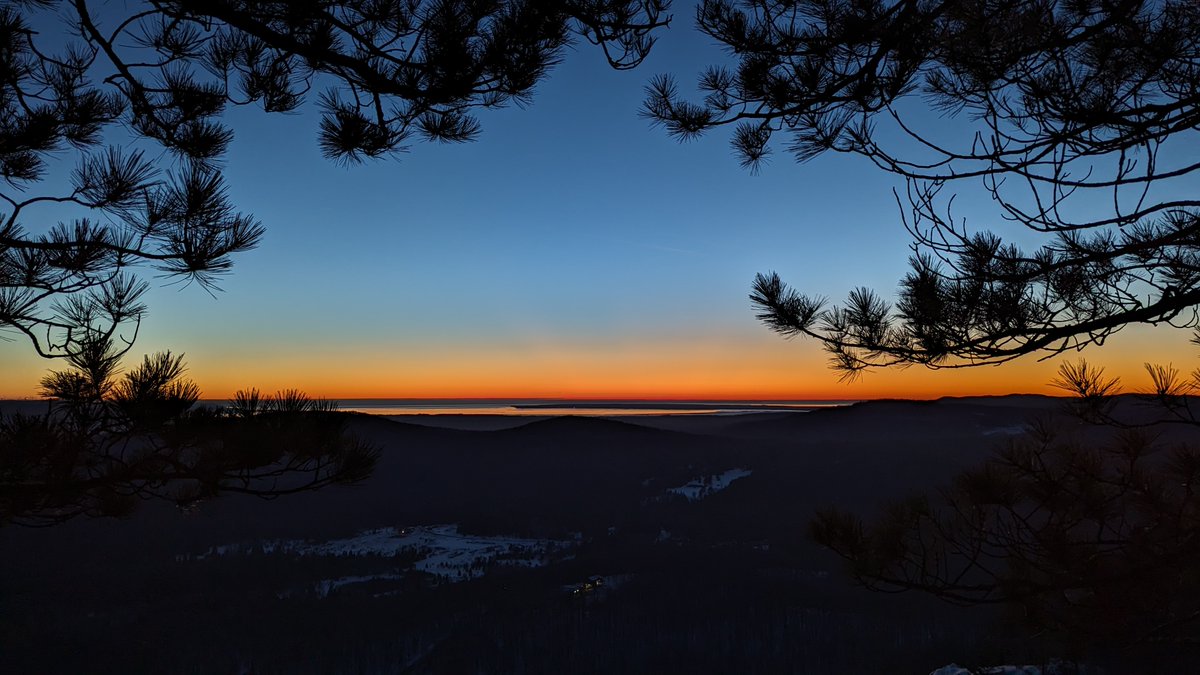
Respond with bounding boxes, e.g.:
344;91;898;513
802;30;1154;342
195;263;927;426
332;399;856;416
3;399;858;418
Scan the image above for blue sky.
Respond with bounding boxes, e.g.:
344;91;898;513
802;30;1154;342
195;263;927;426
2;2;1191;399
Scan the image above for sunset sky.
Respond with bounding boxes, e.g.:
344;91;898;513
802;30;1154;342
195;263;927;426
1;3;1195;401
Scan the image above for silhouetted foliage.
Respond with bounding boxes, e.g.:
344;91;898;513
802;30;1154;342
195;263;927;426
811;360;1200;649
0;337;378;526
2;0;670;361
645;0;1200;375
643;0;1200;651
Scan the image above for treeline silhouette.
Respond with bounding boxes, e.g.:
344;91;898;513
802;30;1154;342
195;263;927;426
1;337;376;526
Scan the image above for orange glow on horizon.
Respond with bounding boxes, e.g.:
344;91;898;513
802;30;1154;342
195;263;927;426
171;346;1062;401
1;326;1193;402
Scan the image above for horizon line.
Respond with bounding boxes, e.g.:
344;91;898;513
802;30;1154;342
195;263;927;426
0;392;1066;403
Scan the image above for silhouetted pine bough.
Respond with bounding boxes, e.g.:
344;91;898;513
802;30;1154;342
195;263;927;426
645;0;1200;375
644;0;1200;654
810;359;1200;650
2;0;667;518
0;338;378;527
1;0;670;362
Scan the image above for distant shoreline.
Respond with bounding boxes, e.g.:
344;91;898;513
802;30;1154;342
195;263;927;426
510;402;841;411
0;394;1078;420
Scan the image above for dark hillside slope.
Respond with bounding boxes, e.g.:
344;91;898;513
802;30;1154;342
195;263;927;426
5;398;1200;674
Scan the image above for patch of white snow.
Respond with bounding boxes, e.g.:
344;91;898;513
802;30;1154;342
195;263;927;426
191;524;574;585
931;665;1049;675
667;468;753;502
314;573;402;599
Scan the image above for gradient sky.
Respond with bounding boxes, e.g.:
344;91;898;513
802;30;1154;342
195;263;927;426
2;2;1196;400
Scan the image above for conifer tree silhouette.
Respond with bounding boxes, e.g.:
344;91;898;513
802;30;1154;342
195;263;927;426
646;0;1200;375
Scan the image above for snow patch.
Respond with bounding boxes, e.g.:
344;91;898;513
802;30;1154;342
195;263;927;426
982;424;1029;436
313;573;402;599
931;665;1066;675
193;524;574;584
409;525;568;579
667;468;753;502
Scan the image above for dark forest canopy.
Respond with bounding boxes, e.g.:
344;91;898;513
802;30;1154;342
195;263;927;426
645;0;1200;376
0;0;670;362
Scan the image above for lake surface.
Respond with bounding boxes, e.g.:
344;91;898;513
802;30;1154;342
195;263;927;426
332;399;856;416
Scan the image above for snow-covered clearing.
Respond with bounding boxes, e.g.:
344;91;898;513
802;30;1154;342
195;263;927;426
932;665;1069;675
312;573;402;599
667;468;753;502
187;525;575;584
407;525;571;579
